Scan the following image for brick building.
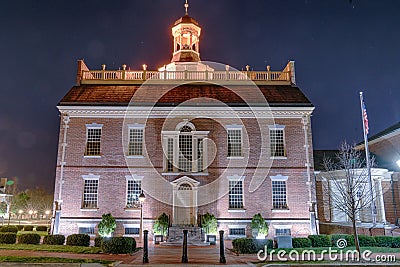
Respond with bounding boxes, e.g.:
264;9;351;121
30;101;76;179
53;6;316;240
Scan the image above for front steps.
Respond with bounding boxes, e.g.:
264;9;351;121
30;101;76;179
161;225;210;246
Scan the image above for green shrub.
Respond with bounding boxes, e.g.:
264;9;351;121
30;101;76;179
232;238;273;254
201;213;217;235
251;213;269;237
43;234;65;245
16;225;24;231
330;234;355;247
153;213;170;236
101;237;136;254
0;225;18;233
374;236;393;247
308;234;331;247
358;235;377;247
36;226;48;232
0;233;17;244
98;213;116;238
23;225;34;231
66;234;90;247
94;236;103;247
18;233;41;244
392;237;400;248
292;237;311;248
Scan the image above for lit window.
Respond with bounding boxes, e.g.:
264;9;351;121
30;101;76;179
128;128;143;156
197;139;203;172
178;126;193;172
270;126;285;157
227;129;242;157
79;227;95;235
229;228;245;236
125;227;139;235
229;180;243;209
275;228;291;236
126;180;141;208
272;180;287;209
82;179;98;209
166;138;174;172
85;127;102;156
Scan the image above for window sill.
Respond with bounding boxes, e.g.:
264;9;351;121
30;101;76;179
272;209;290;213
124;208;141;212
123;234;139;237
80;208;98;212
161;172;208;176
84;156;101;159
227;156;244;159
270;156;287;160
228;209;246;213
228;234;246;239
126;155;144;159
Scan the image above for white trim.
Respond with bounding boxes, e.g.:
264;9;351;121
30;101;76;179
270;156;287;160
85;123;103;128
268;124;286;129
125;174;144;181
82;174;100;180
227;156;244;159
126;155;144;159
127;123;145;129
228;209;246;213
83;156;101;159
270;174;288;181
227;174;245;181
273;224;293;229
272;209;291;213
175;120;196;131
80;208;98;212
123;223;140;228
225;124;243;129
77;223;96;228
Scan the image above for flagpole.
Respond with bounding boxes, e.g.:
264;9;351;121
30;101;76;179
359;92;376;225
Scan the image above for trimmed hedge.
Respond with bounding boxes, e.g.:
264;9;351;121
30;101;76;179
101;237;136;254
292;237;311;248
16;225;24;231
330;234;355;247
66;234;90;247
308;234;331;247
232;238;273;254
18;233;41;244
374;236;393;247
23;225;34;231
43;234;65;245
36;226;48;232
391;237;400;248
0;233;17;244
94;236;103;247
0;226;18;233
358;235;377;247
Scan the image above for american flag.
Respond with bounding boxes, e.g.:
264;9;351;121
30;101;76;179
362;100;369;135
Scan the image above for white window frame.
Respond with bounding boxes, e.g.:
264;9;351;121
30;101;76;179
274;225;292;236
228;225;246;238
77;223;96;236
226;124;243;158
270;174;289;211
227;175;245;211
268;124;286;159
125;175;143;209
162;121;209;174
123;223;140;237
81;174;100;211
127;124;145;158
84;123;103;158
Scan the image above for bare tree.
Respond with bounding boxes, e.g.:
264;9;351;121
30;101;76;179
321;142;376;255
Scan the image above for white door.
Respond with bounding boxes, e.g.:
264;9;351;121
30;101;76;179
174;183;194;225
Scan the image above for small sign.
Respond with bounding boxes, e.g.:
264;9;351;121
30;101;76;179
6;181;14;186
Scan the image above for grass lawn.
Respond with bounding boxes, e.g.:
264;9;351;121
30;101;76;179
0;244;102;254
0;256;112;264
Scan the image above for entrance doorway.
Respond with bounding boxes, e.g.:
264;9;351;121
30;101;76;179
172;177;199;225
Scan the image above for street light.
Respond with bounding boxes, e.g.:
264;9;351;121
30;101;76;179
139;191;146;243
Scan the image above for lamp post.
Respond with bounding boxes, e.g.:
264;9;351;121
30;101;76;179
139;191;146;243
18;210;23;225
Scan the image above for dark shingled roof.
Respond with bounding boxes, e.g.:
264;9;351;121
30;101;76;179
58;84;313;107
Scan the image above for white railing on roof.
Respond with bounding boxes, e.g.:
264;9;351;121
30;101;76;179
81;69;290;82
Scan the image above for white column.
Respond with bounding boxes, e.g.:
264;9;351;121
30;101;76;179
377;178;386;224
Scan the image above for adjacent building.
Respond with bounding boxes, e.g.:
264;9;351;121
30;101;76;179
53;6;316;240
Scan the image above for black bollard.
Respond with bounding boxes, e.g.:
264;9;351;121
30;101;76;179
182;229;189;263
219;230;226;264
143;230;149;263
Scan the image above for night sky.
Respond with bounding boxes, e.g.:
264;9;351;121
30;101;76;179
0;0;399;192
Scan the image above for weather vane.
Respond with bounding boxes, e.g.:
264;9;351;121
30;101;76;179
184;0;189;15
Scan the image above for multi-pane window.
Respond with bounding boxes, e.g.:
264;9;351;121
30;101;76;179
229;180;244;209
197;139;203;172
275;228;291;236
229;228;245;236
82;179;98;208
227;129;242;157
166;138;174;172
128;128;143;156
125;227;139;235
272;180;287;209
85;128;101;156
270;128;285;157
79;227;95;235
126;180;141;208
178;126;193;172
